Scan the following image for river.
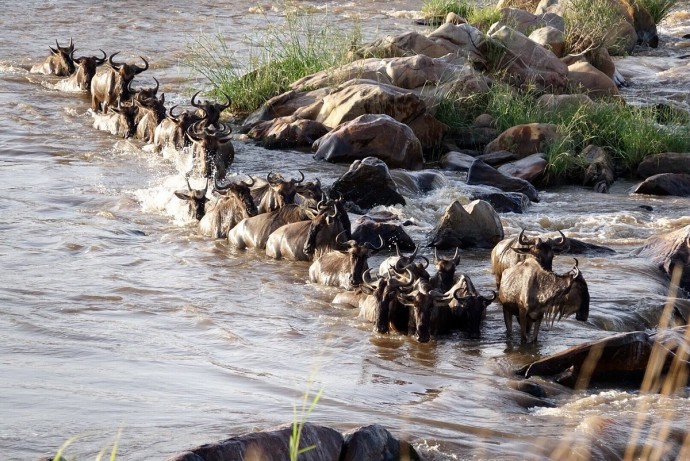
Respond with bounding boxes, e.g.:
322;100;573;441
2;1;690;460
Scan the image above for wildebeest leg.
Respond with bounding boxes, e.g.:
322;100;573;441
531;317;543;343
503;308;513;336
519;310;529;343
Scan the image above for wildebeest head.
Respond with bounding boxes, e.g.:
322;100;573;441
303;204;339;257
174;177;209;221
295;178;324;208
72;49;106;89
134;87;166;124
130;76;160;102
191;90;231;128
263;171;304;210
362;270;391;334
565;259;589;322
511;229;568;271
404;279;434;343
110;102;138;139
109;52;149;100
186;122;234;179
214;175;258;218
48;38;76;75
337;232;383;287
434;247;460;289
452;289;496;338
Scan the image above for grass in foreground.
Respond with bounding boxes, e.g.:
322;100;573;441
187;6;361;116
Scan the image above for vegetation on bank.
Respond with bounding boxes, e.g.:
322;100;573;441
420;0;502;31
188;7;361;115
191;0;690;184
636;0;680;23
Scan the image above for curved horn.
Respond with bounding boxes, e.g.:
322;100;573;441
292;170;305;184
68;37;74;51
395;242;401;257
49;46;58;55
364;235;385;251
388;268;415;289
266;171;280;185
419;255;430;269
185;124;202;143
570;258;580;278
169;105;181;121
95;49;107;65
518;228;534;246
108;51;122;70
452;247;460;264
220;92;232;111
453;287;469;301
362;268;379;286
410;244;419;261
133;56;149;74
191;90;202;108
150;76;159;94
244;175;255;187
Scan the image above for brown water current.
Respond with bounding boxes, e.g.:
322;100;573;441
2;1;690;460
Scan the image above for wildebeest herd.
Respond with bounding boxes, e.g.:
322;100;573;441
31;39;591;344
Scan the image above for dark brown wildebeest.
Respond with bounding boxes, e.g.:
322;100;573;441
134;89;166;143
429;248;461;292
251;171;306;214
429;275;496;338
153;105;200;152
308;234;384;289
190;90;231;129
186;122;235;179
199;176;258;238
91;101;138;139
491;229;568;288
228;204;315;250
499;258;589;343
91;52;148;113
174;177;209;222
31;38;75;76
62;50;107;91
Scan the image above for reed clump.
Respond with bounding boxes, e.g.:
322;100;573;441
187;6;361;116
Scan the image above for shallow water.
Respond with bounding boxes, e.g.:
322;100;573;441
2;1;690;460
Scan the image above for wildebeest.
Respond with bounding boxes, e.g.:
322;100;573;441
91;101;138;138
252;171;305;214
61;50;107;91
186;122;235;179
174;177;209;221
31;38;75;76
134;90;166;143
308;234;383;289
491;229;568;288
429;275;496;338
228;204;315;250
498;258;590;343
91;52;148;113
199;176;258;238
352;220;415;252
265;203;345;261
153;105;199;152
191;90;231;128
429;248;461;292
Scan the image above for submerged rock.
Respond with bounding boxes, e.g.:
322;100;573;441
632;173;690;197
467;159;540;202
470;191;531;214
428;200;504;249
341;424;421;461
167;422;343;461
352;221;416;252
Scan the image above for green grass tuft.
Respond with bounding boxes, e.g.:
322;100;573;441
635;0;679;23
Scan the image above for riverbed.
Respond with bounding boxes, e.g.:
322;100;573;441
2;1;690;459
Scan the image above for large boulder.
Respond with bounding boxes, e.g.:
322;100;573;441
518;327;690;389
354;31;456;59
390;169;447;195
470;191;531;213
247;116;329;149
440;151;477;172
633;225;690;293
497;153;548;185
428;200;504;249
637;152;690;178
167;422;343;461
425;22;487;61
567;61;620;98
485;123;558;159
489;8;547;35
467;159;540;202
529;26;566;57
489;26;568;92
329;157;406;209
313;114;424;170
311;80;427;129
632;173;690;197
341;425;420;461
241;88;330;132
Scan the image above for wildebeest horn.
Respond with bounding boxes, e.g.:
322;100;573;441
388;268;415;289
292;170;305;184
452;247;460;264
190;90;202;108
485;291;497;303
434;247;439;263
362;268;378;287
518;228;534;246
169;105;181;121
419;255;429;269
244;175;255;187
552;230;569;252
132;56;149;74
49;46;58;55
363;235;385;251
335;230;349;246
453;288;468;301
220;92;232;111
395;242;401;257
266;171;281;185
95;49;107;65
185;124;202;143
185;176;193;192
151;76;159;94
109;51;122;70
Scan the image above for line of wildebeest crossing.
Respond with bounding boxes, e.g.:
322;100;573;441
30;38;689;346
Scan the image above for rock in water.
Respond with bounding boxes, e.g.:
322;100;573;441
341;424;420;461
429;200;504;249
467;159;540;202
632;173;690;197
329;157;406;210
